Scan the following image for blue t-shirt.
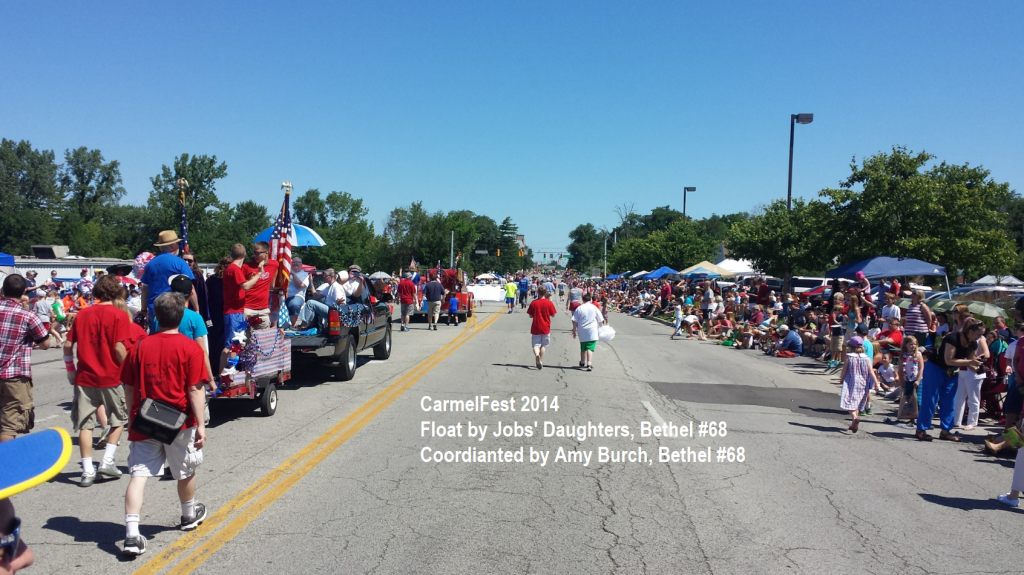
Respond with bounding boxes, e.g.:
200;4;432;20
448;296;459;313
863;339;874;361
141;252;194;309
518;279;530;292
157;308;208;341
780;331;803;354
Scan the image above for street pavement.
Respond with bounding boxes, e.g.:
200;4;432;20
11;301;1024;574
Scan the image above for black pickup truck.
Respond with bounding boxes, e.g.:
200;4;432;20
288;276;392;380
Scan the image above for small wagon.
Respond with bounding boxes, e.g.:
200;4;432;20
217;327;291;416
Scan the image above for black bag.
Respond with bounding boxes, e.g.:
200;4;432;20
131;398;187;445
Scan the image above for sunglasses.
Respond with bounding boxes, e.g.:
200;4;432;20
0;517;20;561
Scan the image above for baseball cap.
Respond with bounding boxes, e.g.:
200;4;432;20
168;274;193;296
848;336;864;347
777;324;789;332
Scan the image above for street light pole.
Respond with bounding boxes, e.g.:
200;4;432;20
683;186;696;219
787;113;813;211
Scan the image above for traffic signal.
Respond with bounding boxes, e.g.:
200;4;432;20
497;249;501;257
543;253;547;259
518;249;524;257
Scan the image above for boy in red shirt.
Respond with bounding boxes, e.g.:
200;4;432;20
120;292;210;557
527;285;557;370
64;276;130;486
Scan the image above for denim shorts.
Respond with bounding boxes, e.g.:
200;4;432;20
1005;375;1023;417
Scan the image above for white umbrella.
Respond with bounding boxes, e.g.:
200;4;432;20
369;271;391;280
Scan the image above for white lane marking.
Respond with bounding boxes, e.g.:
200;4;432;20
36;414;63;423
641;401;666;426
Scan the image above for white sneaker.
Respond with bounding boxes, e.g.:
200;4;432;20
997;494;1020;507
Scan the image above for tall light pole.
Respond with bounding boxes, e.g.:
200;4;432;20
682;186;696;219
787;113;813;210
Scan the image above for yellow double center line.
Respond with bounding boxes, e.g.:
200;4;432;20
137;309;500;575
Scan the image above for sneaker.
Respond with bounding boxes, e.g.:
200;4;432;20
997;494;1020;508
122;535;147;557
586;364;593;372
827;361;837;369
94;426;111;448
579;361;585;368
861;408;873;416
80;472;96;487
433;325;438;331
97;461;122;478
535;357;542;370
180;503;209;530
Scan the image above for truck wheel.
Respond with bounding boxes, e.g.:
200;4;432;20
259;384;278;416
336;335;356;381
373;323;392;360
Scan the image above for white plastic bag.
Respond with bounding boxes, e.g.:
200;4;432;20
598;324;616;342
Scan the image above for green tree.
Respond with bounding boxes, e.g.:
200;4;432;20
0;139;62;253
726;199;834;282
147;153;231;261
567;223;604;273
609;219;716;273
818;146;1015;280
292;190;375;271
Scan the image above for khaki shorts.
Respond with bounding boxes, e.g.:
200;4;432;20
244;308;272;329
428;301;442;317
830;332;845;353
0;376;34;437
128;426;204;480
71;385;127;431
400;303;416;318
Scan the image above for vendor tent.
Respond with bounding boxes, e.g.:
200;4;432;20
0;252;14;276
826;256;949;297
679;261;736;279
628;270;650;279
972;275;1024;286
715;258;756;275
683;270;722;280
638;266;678;280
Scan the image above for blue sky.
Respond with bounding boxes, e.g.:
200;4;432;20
3;1;1022;259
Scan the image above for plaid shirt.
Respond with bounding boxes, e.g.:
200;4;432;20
0;298;48;380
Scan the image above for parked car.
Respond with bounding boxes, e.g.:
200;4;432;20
926;286;1024;305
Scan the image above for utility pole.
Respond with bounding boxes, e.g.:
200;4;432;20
450;231;454;268
603;234;608;278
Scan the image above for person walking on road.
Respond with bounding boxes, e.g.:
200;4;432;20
120;292;211;557
140;231;198;334
445;291;460;326
527;285;557;370
1;275;51;444
64;276;132;486
397;272;417;332
423;271;445;331
571;293;605;372
839;336;877;433
566;282;584;314
916;318;984;442
518;275;530;309
504;278;518;314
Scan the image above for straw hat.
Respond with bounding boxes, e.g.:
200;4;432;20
154;230;181;247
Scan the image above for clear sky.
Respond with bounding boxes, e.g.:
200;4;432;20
3;1;1022;258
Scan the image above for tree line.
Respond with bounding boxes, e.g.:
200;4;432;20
0;138;533;275
567;146;1023;283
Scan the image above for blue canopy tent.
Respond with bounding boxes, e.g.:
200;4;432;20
825;256;950;297
605;273;622;280
683;269;722;280
638;266;678;280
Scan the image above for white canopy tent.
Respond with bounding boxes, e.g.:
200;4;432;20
972;275;1024;286
715;258;757;275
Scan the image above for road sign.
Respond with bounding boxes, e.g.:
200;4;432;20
474;250;488;255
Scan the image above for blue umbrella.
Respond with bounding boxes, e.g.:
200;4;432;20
253;224;327;247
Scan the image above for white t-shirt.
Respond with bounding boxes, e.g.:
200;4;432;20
935;324;950;338
880;304;901;330
342;279;362;300
878;363;896;384
318;281;347;306
1006;339;1018;364
288;270;310;299
572;302;604;342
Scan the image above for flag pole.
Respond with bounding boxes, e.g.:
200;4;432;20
176;178;189;253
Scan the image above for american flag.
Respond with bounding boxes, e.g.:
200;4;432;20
179;190;190;253
270;189;293;292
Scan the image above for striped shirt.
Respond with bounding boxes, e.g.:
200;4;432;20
904;303;929;333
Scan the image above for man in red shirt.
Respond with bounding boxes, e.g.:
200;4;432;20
64;276;131;486
527;285;558;370
397;272;418;332
659;280;672;312
240;241;278;329
220;244;259;372
756;278;771;308
120;291;210;557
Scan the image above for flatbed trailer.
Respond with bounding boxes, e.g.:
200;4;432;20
216;327;291;416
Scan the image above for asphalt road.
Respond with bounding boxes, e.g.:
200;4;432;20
12;301;1023;574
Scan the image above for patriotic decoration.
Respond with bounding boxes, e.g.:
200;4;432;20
179;189;190;253
270;185;294;292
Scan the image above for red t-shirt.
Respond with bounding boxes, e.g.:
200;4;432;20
660;285;671;300
124;322;148;356
223;264;246;315
879;329;904;352
756;284;771;306
398;279;417;305
889;280;901;296
241;259;278;310
69;304;130;388
527;298;557;335
121;332;208;441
